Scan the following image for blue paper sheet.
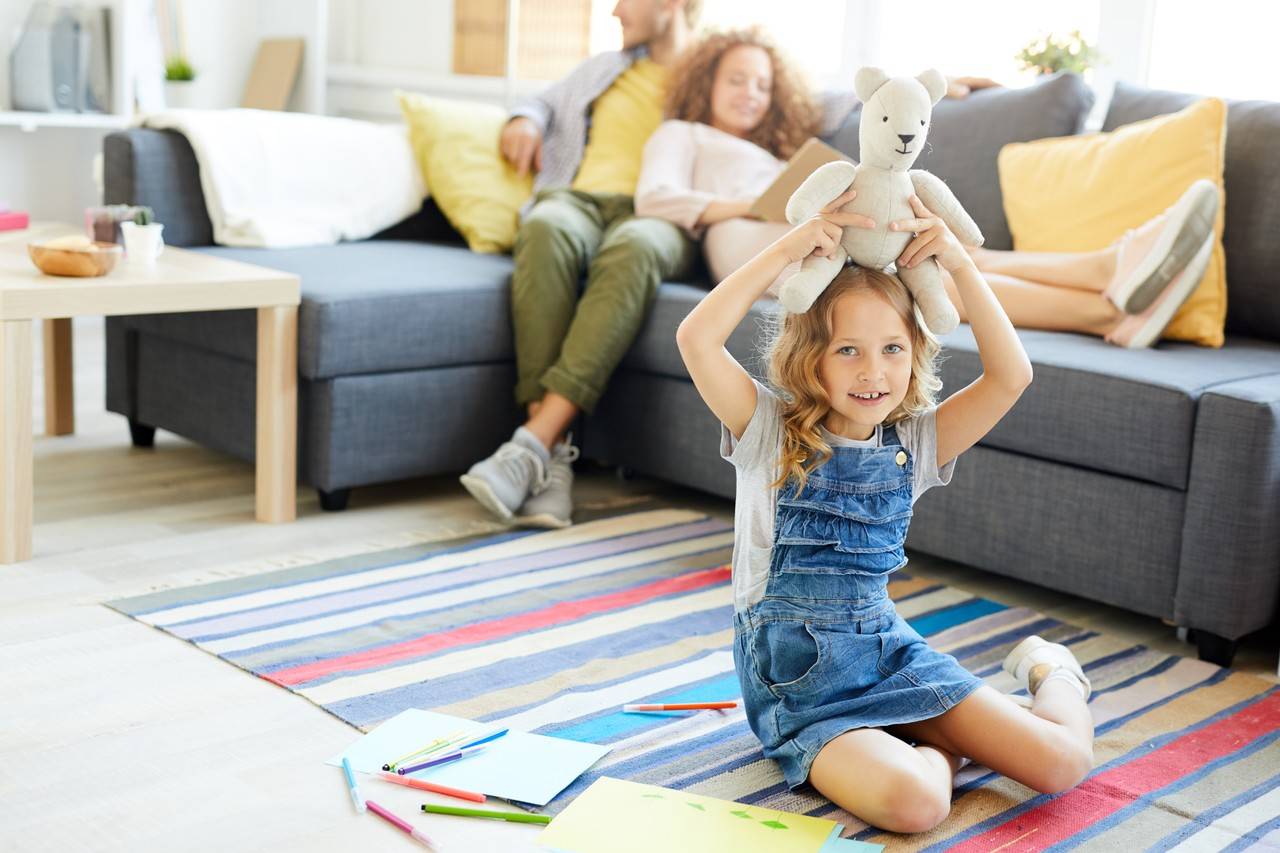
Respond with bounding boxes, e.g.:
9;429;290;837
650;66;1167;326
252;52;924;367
326;708;610;807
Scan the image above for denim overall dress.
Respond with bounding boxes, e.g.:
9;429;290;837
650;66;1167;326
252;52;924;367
732;423;984;789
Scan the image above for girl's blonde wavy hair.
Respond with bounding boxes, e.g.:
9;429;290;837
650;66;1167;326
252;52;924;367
765;266;943;492
664;27;819;161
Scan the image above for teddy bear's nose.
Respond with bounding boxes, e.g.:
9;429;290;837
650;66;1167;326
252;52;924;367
898;134;915;145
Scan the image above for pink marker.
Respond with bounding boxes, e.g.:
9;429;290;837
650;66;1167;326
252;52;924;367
365;799;439;850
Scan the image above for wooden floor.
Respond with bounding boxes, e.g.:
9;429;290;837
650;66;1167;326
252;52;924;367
3;318;1275;852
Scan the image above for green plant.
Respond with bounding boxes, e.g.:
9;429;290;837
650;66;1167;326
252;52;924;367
133;207;155;226
165;57;196;82
1016;30;1101;76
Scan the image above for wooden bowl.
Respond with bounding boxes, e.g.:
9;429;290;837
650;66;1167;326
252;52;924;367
28;241;123;277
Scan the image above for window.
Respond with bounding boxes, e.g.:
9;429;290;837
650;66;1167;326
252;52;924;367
872;0;1101;88
1146;0;1280;101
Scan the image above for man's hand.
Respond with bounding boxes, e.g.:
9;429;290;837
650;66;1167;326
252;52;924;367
500;116;544;177
945;75;1001;99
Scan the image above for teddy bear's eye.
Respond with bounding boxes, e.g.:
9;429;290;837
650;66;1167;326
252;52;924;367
882;115;888;122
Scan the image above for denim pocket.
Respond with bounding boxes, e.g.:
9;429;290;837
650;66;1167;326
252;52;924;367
752;619;827;698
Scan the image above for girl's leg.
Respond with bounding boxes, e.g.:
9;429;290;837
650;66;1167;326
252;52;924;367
968;245;1114;293
942;268;1123;337
888;684;1094;796
808;728;961;834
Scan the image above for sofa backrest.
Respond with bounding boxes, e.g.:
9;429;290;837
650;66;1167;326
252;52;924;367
823;72;1095;252
1103;83;1280;342
104;128;215;247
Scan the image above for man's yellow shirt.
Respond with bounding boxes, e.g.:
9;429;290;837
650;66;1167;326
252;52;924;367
572;58;669;196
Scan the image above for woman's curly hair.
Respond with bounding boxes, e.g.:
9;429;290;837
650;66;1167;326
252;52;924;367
664;27;819;160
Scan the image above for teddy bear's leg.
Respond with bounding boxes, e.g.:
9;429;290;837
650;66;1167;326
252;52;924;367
777;247;849;314
896;257;960;335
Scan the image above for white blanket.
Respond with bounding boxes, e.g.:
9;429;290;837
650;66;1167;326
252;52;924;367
142;109;426;248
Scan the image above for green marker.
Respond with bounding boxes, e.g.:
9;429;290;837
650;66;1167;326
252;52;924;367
420;804;552;825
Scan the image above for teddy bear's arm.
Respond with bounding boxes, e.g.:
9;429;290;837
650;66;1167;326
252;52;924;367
785;161;858;225
910;170;984;247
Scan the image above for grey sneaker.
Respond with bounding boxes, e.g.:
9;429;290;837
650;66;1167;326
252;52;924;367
459;427;549;522
516;439;579;529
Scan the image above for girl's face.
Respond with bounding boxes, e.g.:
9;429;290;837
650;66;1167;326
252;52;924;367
818;290;915;441
709;45;772;138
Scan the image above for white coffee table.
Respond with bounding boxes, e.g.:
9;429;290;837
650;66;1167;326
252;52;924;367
0;224;301;563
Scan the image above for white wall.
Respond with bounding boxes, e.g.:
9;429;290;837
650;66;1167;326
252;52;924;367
0;0;326;222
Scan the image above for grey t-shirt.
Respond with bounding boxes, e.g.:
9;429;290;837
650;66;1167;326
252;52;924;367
720;379;956;612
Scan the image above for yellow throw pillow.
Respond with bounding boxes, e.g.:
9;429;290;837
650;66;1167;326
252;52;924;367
397;90;533;254
998;97;1228;347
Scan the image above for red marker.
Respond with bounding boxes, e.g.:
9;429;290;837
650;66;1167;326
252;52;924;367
623;701;739;712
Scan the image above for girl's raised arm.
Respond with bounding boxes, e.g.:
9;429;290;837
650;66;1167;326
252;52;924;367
676;190;871;438
892;195;1033;468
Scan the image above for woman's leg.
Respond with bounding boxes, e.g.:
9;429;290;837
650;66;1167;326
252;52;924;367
942;268;1124;337
809;728;961;834
888;684;1095;796
968;245;1115;293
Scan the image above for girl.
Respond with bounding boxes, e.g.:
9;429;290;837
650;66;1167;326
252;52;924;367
643;28;1218;349
675;190;1096;833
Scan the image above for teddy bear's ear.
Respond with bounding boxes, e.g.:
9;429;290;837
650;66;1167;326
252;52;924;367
855;67;890;103
917;69;947;106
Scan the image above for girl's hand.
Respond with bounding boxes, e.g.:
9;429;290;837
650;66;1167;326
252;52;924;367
775;189;875;264
891;194;971;273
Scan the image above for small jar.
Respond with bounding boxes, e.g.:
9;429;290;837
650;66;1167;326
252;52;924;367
85;205;143;245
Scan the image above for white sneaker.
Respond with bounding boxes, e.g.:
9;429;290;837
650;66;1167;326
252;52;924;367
516;439;579;529
1002;635;1092;701
459;427;549;522
1103;179;1219;315
1105;232;1215;349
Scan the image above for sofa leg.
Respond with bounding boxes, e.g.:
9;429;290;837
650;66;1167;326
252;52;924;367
128;419;156;448
318;488;351;512
1191;629;1238;668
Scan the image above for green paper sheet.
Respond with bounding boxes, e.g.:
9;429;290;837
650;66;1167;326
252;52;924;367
536;776;843;853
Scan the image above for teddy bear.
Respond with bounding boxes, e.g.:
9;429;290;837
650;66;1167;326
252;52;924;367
778;67;984;335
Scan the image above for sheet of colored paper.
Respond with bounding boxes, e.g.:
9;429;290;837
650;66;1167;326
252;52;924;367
536;776;843;853
326;709;609;807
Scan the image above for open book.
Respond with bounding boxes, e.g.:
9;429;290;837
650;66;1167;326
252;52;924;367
749;137;855;223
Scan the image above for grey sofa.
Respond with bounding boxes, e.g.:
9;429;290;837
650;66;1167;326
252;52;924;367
102;73;1279;666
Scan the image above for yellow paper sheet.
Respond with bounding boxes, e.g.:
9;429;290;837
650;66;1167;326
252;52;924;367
536;776;840;853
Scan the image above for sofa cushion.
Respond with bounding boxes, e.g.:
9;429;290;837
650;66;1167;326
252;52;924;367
627;286;1280;489
824;72;1095;252
118;240;516;380
1103;83;1280;342
937;327;1280;489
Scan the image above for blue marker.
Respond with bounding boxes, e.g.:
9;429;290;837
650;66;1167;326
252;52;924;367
458;727;510;751
341;756;365;813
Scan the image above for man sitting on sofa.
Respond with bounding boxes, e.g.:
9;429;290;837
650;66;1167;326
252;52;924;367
460;0;994;529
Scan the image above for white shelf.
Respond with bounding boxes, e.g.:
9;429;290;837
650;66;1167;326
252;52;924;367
0;111;133;132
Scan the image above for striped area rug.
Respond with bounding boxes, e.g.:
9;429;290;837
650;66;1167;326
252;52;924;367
106;506;1280;850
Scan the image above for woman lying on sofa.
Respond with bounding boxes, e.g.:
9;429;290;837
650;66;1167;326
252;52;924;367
635;28;1219;350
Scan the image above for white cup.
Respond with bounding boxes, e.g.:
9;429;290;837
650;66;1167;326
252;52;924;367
120;222;165;265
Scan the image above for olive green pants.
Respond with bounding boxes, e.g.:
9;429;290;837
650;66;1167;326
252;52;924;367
511;189;697;413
